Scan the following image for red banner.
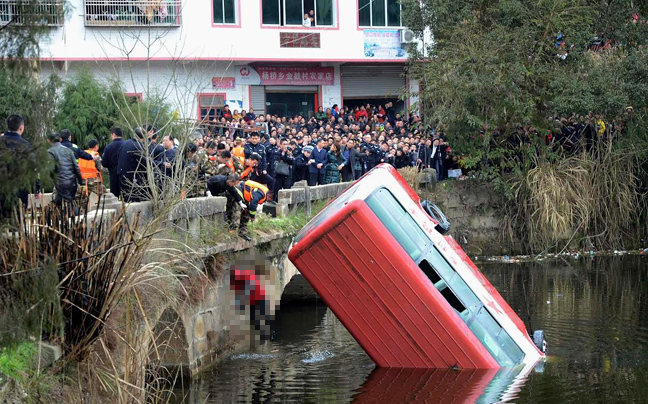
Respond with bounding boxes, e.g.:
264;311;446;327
255;66;334;86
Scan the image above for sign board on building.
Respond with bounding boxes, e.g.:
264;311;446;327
280;32;321;48
212;77;236;89
236;66;334;86
363;30;407;59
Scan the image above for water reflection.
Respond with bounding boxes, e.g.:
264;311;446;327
351;363;537;404
174;256;648;404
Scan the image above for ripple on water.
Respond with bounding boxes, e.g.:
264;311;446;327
301;349;335;364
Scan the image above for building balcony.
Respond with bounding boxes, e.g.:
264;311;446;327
84;0;181;27
0;1;63;27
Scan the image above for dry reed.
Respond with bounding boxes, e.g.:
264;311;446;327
509;142;645;253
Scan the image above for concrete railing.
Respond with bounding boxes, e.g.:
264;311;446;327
26;168;438;240
275;181;352;217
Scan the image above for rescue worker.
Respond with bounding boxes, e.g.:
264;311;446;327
240;153;260;181
78;139;104;197
229;267;274;344
196;141;218;180
235;179;268;242
206;174;245;229
216;150;243;176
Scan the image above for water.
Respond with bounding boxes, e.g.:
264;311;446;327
173;255;648;403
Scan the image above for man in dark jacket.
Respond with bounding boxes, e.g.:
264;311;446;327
417;139;433;169
207;173;245;230
243;132;267;172
117;127;148;202
244;132;274;195
101;126;124;198
292;146;312;184
360;134;379;173
47;132;82;207
147;126;165;166
308;138;327;186
341;139;367;181
60;129;94;161
0;114;39;216
271;138;294;196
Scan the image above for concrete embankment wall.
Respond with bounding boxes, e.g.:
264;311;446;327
425;179;516;257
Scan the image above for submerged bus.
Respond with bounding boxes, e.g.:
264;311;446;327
288;164;546;369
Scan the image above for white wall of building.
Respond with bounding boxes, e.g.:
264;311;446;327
35;0;426;119
41;0;412;62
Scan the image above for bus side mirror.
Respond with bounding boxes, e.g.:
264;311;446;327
421;200;451;235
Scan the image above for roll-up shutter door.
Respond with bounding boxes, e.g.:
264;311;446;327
341;66;406;98
250;85;266;115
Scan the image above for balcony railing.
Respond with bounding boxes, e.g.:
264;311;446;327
84;0;181;27
0;1;63;27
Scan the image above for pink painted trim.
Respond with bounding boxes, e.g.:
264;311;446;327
211;0;242;28
41;57;408;63
124;92;143;101
247;85;252;111
259;0;340;30
197;92;227;121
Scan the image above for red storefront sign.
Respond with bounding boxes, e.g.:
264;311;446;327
212;77;236;89
255;66;334;85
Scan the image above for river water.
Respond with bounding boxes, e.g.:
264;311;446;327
174;255;648;403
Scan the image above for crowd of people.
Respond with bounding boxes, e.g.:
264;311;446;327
1;103;461;238
2;100;633;238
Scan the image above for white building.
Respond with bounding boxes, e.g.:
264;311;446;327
12;0;425;120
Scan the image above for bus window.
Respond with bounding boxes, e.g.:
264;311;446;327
423;247;481;311
469;307;524;367
365;188;430;261
421;248;525;367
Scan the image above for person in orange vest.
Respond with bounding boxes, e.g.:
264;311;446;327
231;138;245;165
78;139;104;196
235;179;268;241
240;153;260;181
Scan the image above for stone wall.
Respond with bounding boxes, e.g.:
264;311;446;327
427;179;516;257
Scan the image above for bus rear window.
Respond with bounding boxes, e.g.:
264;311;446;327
365;188;430;261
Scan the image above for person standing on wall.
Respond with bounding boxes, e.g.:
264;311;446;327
308;138;327;186
0;114;41;218
47;132;82;213
102;127;124;198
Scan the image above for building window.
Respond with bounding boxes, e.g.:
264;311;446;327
262;0;334;27
0;1;63;26
213;0;236;24
198;94;225;122
359;0;402;27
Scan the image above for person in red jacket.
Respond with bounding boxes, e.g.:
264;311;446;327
230;267;274;343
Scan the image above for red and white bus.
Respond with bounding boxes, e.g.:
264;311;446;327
288;164;546;369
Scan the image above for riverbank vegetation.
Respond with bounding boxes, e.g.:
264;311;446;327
403;0;648;253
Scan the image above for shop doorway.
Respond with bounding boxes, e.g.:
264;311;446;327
266;92;317;119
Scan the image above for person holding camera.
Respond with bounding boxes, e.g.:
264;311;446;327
293;145;313;184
